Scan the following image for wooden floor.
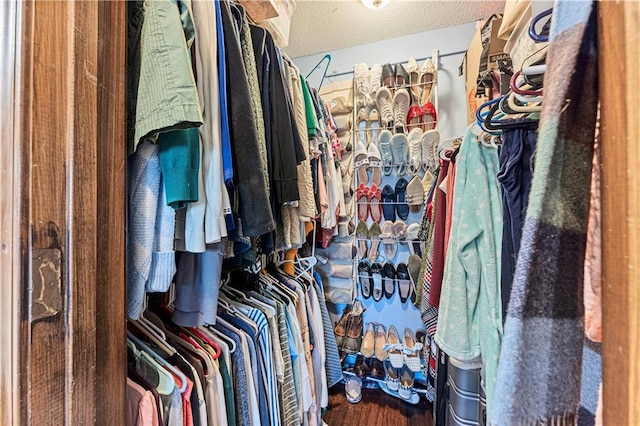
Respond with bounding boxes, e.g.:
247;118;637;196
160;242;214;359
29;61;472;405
322;384;434;426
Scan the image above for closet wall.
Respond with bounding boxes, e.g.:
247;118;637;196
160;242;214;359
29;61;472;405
292;22;477;141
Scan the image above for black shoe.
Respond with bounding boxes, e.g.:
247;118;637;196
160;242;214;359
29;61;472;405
394;63;409;88
383;262;396;299
381;63;395;89
381;184;396;221
396;263;411;303
358;261;371;299
370;262;384;302
395;178;410;220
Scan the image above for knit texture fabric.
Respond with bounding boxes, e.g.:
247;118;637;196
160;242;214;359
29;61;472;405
127;141;176;318
490;2;598;424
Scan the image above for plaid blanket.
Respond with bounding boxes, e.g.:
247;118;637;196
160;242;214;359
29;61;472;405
490;1;598;424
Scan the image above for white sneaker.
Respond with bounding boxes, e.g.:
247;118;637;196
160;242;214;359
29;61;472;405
420;129;440;172
391;133;408;176
392;88;410;133
378;130;394;176
375;87;394;128
357;108;369;146
369;63;382;99
407;128;423;176
354;63;370;104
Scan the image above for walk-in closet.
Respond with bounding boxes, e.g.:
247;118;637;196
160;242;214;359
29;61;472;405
1;1;639;425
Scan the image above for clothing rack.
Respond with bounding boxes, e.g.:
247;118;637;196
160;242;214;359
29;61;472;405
324;49;467;79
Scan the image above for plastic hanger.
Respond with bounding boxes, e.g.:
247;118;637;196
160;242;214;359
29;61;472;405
510;71;543;96
205;325;237;354
127;333;187;394
129;319;176;357
306;54;332;90
186;327;221;360
529;8;553;43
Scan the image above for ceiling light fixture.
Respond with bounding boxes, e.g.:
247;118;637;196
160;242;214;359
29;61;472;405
361;0;392;10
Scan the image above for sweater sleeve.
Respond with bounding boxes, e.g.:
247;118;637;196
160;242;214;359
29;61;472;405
157;128;200;209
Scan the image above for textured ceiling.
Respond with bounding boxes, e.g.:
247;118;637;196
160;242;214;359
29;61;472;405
285;0;505;58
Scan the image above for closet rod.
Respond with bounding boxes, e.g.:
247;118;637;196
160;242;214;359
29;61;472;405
323;49;467;79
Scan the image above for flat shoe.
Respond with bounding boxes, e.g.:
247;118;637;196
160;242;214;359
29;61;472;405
394;178;410;220
358;261;371;299
381;184;396;221
419;58;436;105
367;184;383;223
355;220;368;260
354;140;369;184
360;322;375;358
374;324;388;361
382;262;396;299
367;143;382;187
384;325;404;369
367;222;382;262
380;221;397;259
396;263;411;303
356;183;369;222
370;262;384;302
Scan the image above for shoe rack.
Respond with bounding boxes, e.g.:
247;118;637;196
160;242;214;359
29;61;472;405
341;50;441;404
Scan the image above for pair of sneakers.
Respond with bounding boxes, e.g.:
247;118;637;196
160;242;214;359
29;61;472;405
407;127;441;175
375;87;410;133
378;130;415;176
354;63;382;108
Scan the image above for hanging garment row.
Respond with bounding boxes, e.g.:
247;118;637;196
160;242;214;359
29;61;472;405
126;0;348;324
127;266;342;426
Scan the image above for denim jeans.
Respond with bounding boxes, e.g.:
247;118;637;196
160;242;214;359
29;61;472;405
497;123;537;317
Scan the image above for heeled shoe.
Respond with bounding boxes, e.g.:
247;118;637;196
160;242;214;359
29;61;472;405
398;365;415;401
343;308;364;354
333;305;353;350
384;360;400;391
369;358;385;380
403;328;423;372
354;354;370;378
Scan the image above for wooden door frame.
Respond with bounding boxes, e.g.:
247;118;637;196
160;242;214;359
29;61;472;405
0;0;23;423
1;1;639;424
599;2;640;424
1;1;126;424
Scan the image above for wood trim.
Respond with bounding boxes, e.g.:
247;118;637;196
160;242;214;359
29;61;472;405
598;2;640;424
15;1;126;423
0;1;23;424
95;1;127;424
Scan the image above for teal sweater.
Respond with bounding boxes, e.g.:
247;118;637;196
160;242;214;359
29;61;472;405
434;126;503;415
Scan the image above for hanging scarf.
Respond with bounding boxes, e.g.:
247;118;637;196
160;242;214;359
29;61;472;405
491;1;598;424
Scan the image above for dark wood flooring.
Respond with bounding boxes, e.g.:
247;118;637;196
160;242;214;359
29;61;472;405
322;384;434;426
